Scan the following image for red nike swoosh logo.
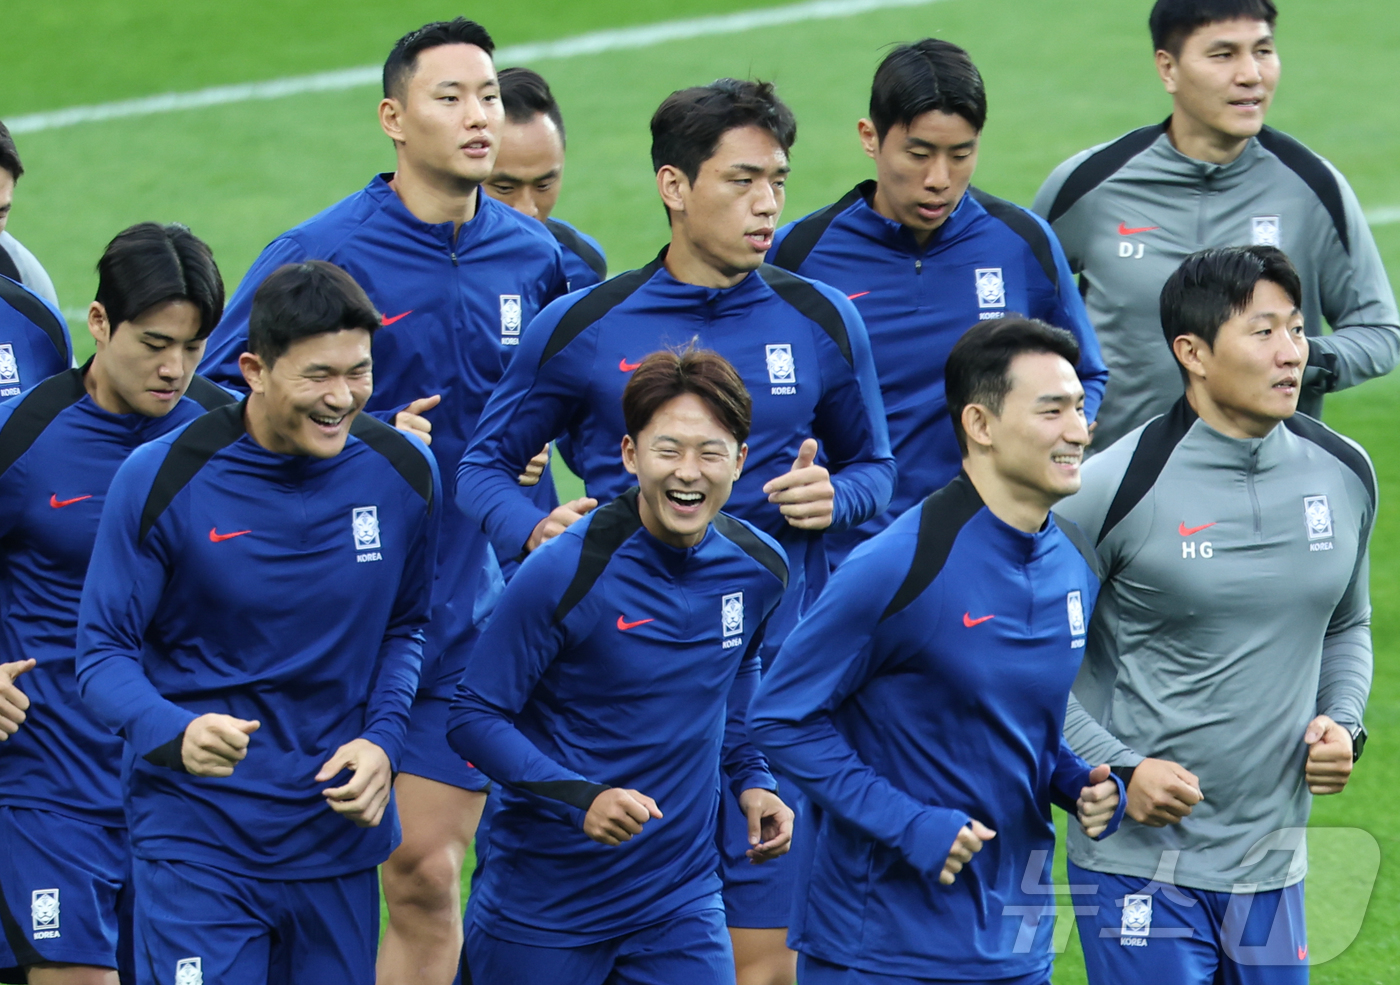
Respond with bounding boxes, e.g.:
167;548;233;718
209;527;252;543
847;291;871;300
617;615;655;631
963;612;995;628
49;494;93;508
1178;521;1217;536
619;358;642;372
1117;222;1159;235
1297;945;1308;961
381;311;412;326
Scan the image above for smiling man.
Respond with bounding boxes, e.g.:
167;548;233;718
76;261;440;985
1034;0;1400;450
1056;247;1373;985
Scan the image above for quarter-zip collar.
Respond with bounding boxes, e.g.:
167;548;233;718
363;174;503;256
841;179;983;258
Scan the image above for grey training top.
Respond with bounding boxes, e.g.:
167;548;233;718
1034;121;1400;450
1055;397;1374;892
0;231;59;308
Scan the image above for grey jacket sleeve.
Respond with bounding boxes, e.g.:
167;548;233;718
0;232;59;307
1317;459;1376;728
1032;149;1097;272
1065;693;1145;767
1305;163;1400;392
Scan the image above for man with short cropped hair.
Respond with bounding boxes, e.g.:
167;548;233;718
77;261;440;985
0;121;60;308
1034;0;1399;449
1056;246;1372;984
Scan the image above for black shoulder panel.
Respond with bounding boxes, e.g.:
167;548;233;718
1097;396;1196;545
1053;513;1102;581
769;181;871;272
553;487;644;624
546;219;608;282
1047;121;1168;224
757;264;853;366
140;402;245;541
1284;413;1375;506
0;244;22;284
881;472;983;621
713;512;788;589
1255;127;1350;254
969;187;1059;288
0;368;86;479
540;254;664;367
184;375;238;411
349;412;435;511
0;273;69;364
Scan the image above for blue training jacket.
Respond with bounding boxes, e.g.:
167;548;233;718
199;175;566;693
458;249;895;656
749;473;1125;980
75;403;441;879
545;216;608;293
0;369;234;826
447;489;787;946
0;274;72;400
769;182;1109;562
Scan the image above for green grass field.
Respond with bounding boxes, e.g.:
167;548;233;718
5;1;1398;980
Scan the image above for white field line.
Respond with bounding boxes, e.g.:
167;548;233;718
1365;206;1400;227
7;0;944;135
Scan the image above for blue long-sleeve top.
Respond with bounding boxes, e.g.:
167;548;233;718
75;402;441;878
545;216;608;292
458;250;895;656
0;368;234;826
749;473;1125;980
769;183;1109;562
198;175;565;693
0;274;72;399
447;489;788;946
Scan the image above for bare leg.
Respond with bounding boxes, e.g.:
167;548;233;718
730;927;797;985
26;965;120;985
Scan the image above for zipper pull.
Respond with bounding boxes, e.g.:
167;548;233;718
915;259;923;273
450;252;458;267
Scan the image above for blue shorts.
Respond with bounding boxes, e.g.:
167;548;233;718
466;907;733;985
719;781;799;928
0;806;133;975
399;692;491;791
1069;861;1309;985
798;953;1050;985
131;858;379;985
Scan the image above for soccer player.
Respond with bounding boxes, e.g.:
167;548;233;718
0;121;60;308
197;19;566;981
769;39;1107;560
1056;246;1371;984
450;347;792;984
458;78;894;984
1033;0;1400;450
76;261;440;985
0;222;231;985
749;316;1124;984
486;67;608;291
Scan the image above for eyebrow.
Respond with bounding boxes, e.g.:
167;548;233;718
1034;392;1081;405
653;435;732;448
1248;307;1303;321
492;168;561;184
304;359;372;373
726;162;791;176
906;136;978;152
141;331;176;344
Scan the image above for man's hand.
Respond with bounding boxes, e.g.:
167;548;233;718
518;445;551;486
182;714;260;777
316;738;393;827
394;394;441;446
941;820;996;886
1077;764;1120;838
526;497;598;552
1125;758;1203;826
739;788;794;863
583;788;662;846
0;659;35;740
762;438;834;531
1304;715;1354;795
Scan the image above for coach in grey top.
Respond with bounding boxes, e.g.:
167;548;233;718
1057;245;1372;895
1033;0;1399;450
0;122;59;307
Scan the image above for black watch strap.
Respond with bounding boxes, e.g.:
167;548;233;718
1348;725;1367;762
1110;765;1137;787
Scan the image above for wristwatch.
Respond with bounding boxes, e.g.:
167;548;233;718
1347;724;1368;762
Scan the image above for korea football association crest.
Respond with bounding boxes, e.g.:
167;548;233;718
1066;590;1086;646
1252;215;1282;248
499;294;523;337
31;888;59;937
0;343;19;388
352;505;382;562
1121;894;1152;938
765;344;796;385
975;267;1006;309
1304;495;1333;541
175;957;203;985
722;592;744;639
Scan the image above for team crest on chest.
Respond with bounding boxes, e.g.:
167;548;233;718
353;506;382;562
1067;590;1086;646
1252;215;1281;247
1303;495;1333;541
499;294;523;338
1121;894;1152;939
175;957;202;985
975;268;1006;309
0;343;19;389
721;592;744;639
31;888;59;936
765;344;796;385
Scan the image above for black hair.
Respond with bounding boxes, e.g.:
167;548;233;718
650;78;796;184
945;317;1082;455
383;17;495;102
94;223;225;340
1149;0;1278;57
0;121;23;182
1159;245;1302;368
248;261;380;365
623;343;752;445
869;39;987;142
498;67;566;146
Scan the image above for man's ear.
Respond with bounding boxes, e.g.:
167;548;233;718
239;351;268;394
621;434;639;477
1155;49;1179;94
656;165;689;217
961;403;995;451
87;302;112;350
1172;334;1210;383
733;441;748;482
379;97;406;145
857;119;880;162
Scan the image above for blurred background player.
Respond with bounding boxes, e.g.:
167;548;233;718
450;347;791;985
1057;247;1371;984
770;39;1106;562
0;222;231;985
458;77;894;985
76;261;441;985
1034;0;1400;450
750;316;1123;985
196;20;566;982
0;121;60;308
